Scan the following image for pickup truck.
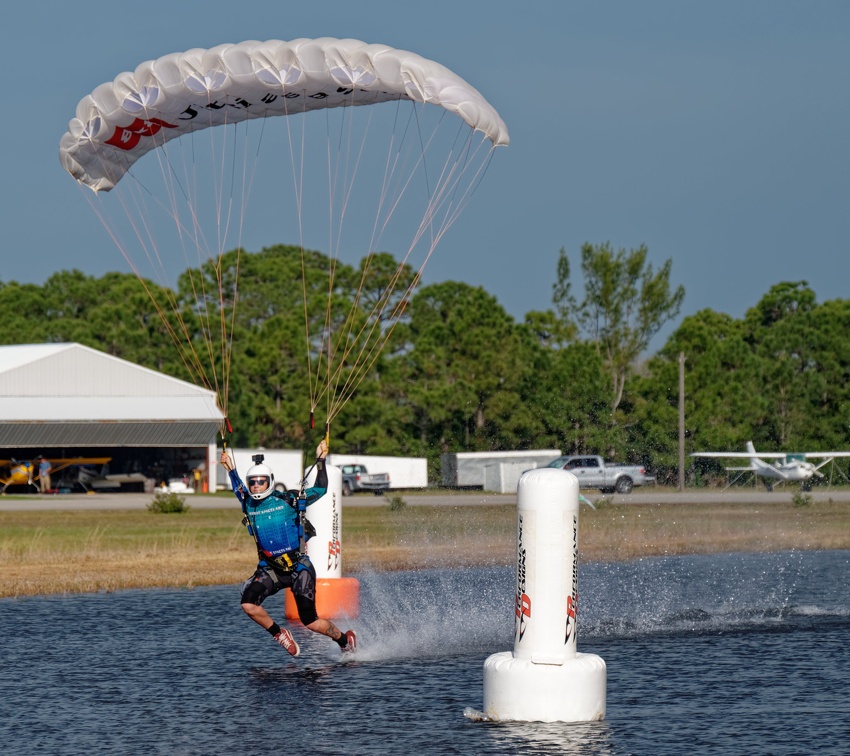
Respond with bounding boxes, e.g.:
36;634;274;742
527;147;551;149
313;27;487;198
543;455;653;494
340;464;391;496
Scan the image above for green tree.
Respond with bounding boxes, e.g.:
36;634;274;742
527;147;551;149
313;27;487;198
554;243;685;417
744;282;850;450
520;334;616;456
0;270;186;378
633;308;761;483
201;245;352;448
399;281;534;461
0;280;49;342
182;244;418;453
80;272;187;377
523;308;577;350
635;282;850;483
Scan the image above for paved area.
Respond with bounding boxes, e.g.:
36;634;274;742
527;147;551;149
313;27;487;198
1;487;848;512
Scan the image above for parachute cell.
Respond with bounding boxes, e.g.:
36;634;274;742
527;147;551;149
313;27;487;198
59;37;509;192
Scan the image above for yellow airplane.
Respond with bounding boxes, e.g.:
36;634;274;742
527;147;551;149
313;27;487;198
0;457;112;494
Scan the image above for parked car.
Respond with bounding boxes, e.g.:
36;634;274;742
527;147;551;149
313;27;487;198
162;478;195;494
544;455;654;494
340;464;391;496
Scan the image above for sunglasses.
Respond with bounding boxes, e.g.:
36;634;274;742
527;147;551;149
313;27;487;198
248;477;269;487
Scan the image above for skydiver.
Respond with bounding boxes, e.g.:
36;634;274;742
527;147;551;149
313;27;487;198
220;439;356;657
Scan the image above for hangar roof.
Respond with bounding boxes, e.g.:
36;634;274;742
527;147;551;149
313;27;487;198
0;343;223;447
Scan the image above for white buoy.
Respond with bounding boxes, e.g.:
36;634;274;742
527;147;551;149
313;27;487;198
285;463;360;619
482;467;606;722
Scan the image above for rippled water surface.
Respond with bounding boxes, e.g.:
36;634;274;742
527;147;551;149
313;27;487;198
2;551;849;755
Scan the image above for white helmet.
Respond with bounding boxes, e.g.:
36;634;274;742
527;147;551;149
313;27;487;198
246;462;275;501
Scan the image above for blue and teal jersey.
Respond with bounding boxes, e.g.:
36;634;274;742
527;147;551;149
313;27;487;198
228;469;326;559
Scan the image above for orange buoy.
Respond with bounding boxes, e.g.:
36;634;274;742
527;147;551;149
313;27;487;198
284;464;361;620
284;576;361;620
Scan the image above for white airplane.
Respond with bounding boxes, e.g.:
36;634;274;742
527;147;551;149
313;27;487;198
691;441;850;491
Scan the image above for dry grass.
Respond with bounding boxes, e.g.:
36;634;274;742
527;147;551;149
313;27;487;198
1;500;849;597
579;499;850;561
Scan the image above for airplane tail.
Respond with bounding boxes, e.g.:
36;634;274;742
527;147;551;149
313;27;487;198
746;441;772;471
725;441;761;471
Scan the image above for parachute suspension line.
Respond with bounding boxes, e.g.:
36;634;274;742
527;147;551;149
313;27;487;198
315;90;375;424
103;103;273;422
189;108;231;418
365;96;405;261
210;111;263;423
328;98;408;402
84;176;215;398
320;103;450;422
322;103;338;425
402;122;494;265
311;96;402;423
323;94;383;422
220;114;269;425
324;123;497;422
83;192;231;427
315;102;429;422
140;114;228;412
83;188;186;357
179;107;240;420
411;102;440;252
209;112;244;422
321;93;375;421
155;126;230;417
281;91;320;419
372;104;447;251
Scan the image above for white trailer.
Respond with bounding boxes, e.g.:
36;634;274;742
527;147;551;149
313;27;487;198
441;450;561;488
328;454;428;490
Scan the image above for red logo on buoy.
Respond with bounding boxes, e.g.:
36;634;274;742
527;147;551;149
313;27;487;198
565;594;577;643
327;538;341;569
516;592;532;640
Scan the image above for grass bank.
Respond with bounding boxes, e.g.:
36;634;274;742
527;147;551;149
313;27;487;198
1;499;849;598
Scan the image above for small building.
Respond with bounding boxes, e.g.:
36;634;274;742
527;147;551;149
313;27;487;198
0;343;224;491
441;450;562;489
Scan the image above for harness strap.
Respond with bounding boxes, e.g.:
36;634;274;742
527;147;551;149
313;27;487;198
296;496;308;553
265;567;282;587
264;549;300;572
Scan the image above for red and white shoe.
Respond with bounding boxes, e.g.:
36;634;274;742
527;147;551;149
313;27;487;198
341;629;357;653
273;628;300;657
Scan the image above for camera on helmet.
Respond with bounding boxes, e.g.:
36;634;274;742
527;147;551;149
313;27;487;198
252;454;265;465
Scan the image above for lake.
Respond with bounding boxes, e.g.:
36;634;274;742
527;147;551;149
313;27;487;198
2;550;848;754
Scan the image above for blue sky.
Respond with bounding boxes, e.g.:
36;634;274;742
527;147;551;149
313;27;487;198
2;0;848;352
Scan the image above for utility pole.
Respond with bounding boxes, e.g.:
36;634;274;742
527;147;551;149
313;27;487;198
678;352;686;491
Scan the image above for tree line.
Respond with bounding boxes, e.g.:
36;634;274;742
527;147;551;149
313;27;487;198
4;242;849;485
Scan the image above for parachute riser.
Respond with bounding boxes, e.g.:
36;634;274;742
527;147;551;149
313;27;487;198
300;422;330;496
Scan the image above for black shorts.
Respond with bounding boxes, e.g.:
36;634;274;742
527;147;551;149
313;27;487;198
240;558;318;625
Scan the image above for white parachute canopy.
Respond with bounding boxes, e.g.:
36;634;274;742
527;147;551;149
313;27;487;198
59;37;509;192
58;37;507;429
